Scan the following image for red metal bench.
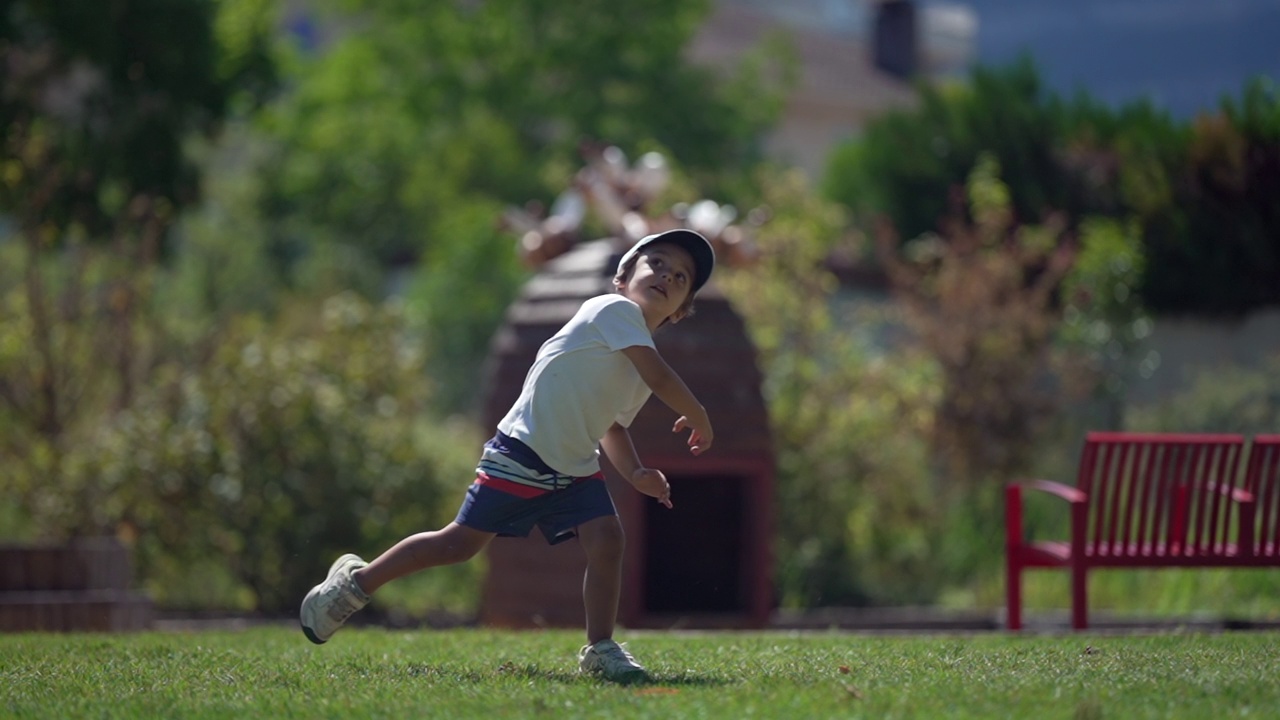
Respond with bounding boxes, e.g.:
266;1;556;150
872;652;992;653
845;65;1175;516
1005;432;1280;630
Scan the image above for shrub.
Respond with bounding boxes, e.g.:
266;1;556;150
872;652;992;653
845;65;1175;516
720;170;940;607
8;291;483;614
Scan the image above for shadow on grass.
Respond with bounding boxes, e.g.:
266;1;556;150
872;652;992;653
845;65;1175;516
636;674;733;688
498;663;731;687
370;660;730;688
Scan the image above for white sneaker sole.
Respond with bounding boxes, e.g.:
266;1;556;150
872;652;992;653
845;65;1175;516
299;584;329;645
299;553;364;645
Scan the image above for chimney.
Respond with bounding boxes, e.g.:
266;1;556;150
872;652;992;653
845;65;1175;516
873;0;918;79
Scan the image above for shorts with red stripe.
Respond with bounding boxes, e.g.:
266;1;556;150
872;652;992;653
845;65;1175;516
455;433;617;545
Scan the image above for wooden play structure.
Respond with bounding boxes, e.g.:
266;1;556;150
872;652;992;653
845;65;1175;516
477;237;775;630
0;536;152;632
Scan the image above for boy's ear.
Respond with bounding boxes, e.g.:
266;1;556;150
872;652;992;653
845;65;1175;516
666;308;688;325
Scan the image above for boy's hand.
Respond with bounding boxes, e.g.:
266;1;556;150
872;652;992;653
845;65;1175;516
673;415;713;455
629;468;672;509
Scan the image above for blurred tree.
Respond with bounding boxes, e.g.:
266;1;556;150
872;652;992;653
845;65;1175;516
157;124;289;329
824;58;1279;318
1138;78;1280;316
258;0;789;412
8;292;481;613
1;0;278;249
823;58;1096;244
1057;217;1155;427
719;169;940;607
403;198;527;413
875;155;1075;489
260;0;788;262
0;0;279;527
868;156;1079;588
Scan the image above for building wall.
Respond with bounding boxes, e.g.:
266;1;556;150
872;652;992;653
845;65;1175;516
1127;309;1280;407
837;282;1280;412
689;1;919;178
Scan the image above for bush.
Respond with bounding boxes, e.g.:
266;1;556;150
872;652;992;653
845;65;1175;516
8;291;483;615
1139;78;1280;316
720;170;942;607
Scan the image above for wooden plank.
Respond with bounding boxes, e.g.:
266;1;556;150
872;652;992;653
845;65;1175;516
0;591;153;632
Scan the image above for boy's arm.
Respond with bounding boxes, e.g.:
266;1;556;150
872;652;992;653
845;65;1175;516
620;344;713;455
601;422;672;508
600;421;642;479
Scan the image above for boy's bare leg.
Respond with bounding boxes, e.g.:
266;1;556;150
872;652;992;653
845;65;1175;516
577;515;626;644
354;522;495;595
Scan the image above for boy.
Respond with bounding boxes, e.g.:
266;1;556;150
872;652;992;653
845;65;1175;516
300;228;716;683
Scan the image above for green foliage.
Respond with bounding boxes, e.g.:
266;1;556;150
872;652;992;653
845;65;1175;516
0;287;482;614
877;155;1075;489
319;0;778;173
258;0;786;263
0;0;278;243
719;170;940;607
815;58;1277;612
824;58;1280;318
0;241;154;490
1;0;793;617
158;124;284;325
823;58;1083;243
1022;568;1280;624
112;295;481;613
403;200;528;414
857;156;1093;603
0;0;285;562
214;0;281;105
252;0;789;416
1058;217;1156;419
1139;77;1280;316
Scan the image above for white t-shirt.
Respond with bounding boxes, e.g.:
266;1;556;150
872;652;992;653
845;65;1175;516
497;294;655;477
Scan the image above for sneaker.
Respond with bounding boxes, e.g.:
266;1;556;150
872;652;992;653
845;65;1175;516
578;639;648;683
300;553;370;644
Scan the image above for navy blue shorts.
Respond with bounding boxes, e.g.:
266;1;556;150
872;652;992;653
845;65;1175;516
455;476;617;545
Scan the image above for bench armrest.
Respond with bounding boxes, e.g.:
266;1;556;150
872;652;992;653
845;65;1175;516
1015;479;1087;505
1006;480;1088;552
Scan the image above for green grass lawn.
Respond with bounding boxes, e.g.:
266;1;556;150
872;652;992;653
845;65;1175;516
3;627;1278;719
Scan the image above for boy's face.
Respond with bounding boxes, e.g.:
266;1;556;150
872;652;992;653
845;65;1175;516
616;242;696;328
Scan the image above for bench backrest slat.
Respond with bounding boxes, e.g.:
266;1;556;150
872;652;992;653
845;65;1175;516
1138;436;1173;554
1199;442;1233;554
1143;439;1178;555
1079;432;1246;558
1247;435;1280;557
1116;440;1142;549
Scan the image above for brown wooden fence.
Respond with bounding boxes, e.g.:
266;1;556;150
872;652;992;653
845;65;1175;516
0;537;152;632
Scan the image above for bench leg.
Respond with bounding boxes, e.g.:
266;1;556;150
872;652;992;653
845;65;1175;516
1071;563;1088;630
1006;558;1022;630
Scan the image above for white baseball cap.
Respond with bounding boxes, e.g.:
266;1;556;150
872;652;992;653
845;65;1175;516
616;229;715;292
